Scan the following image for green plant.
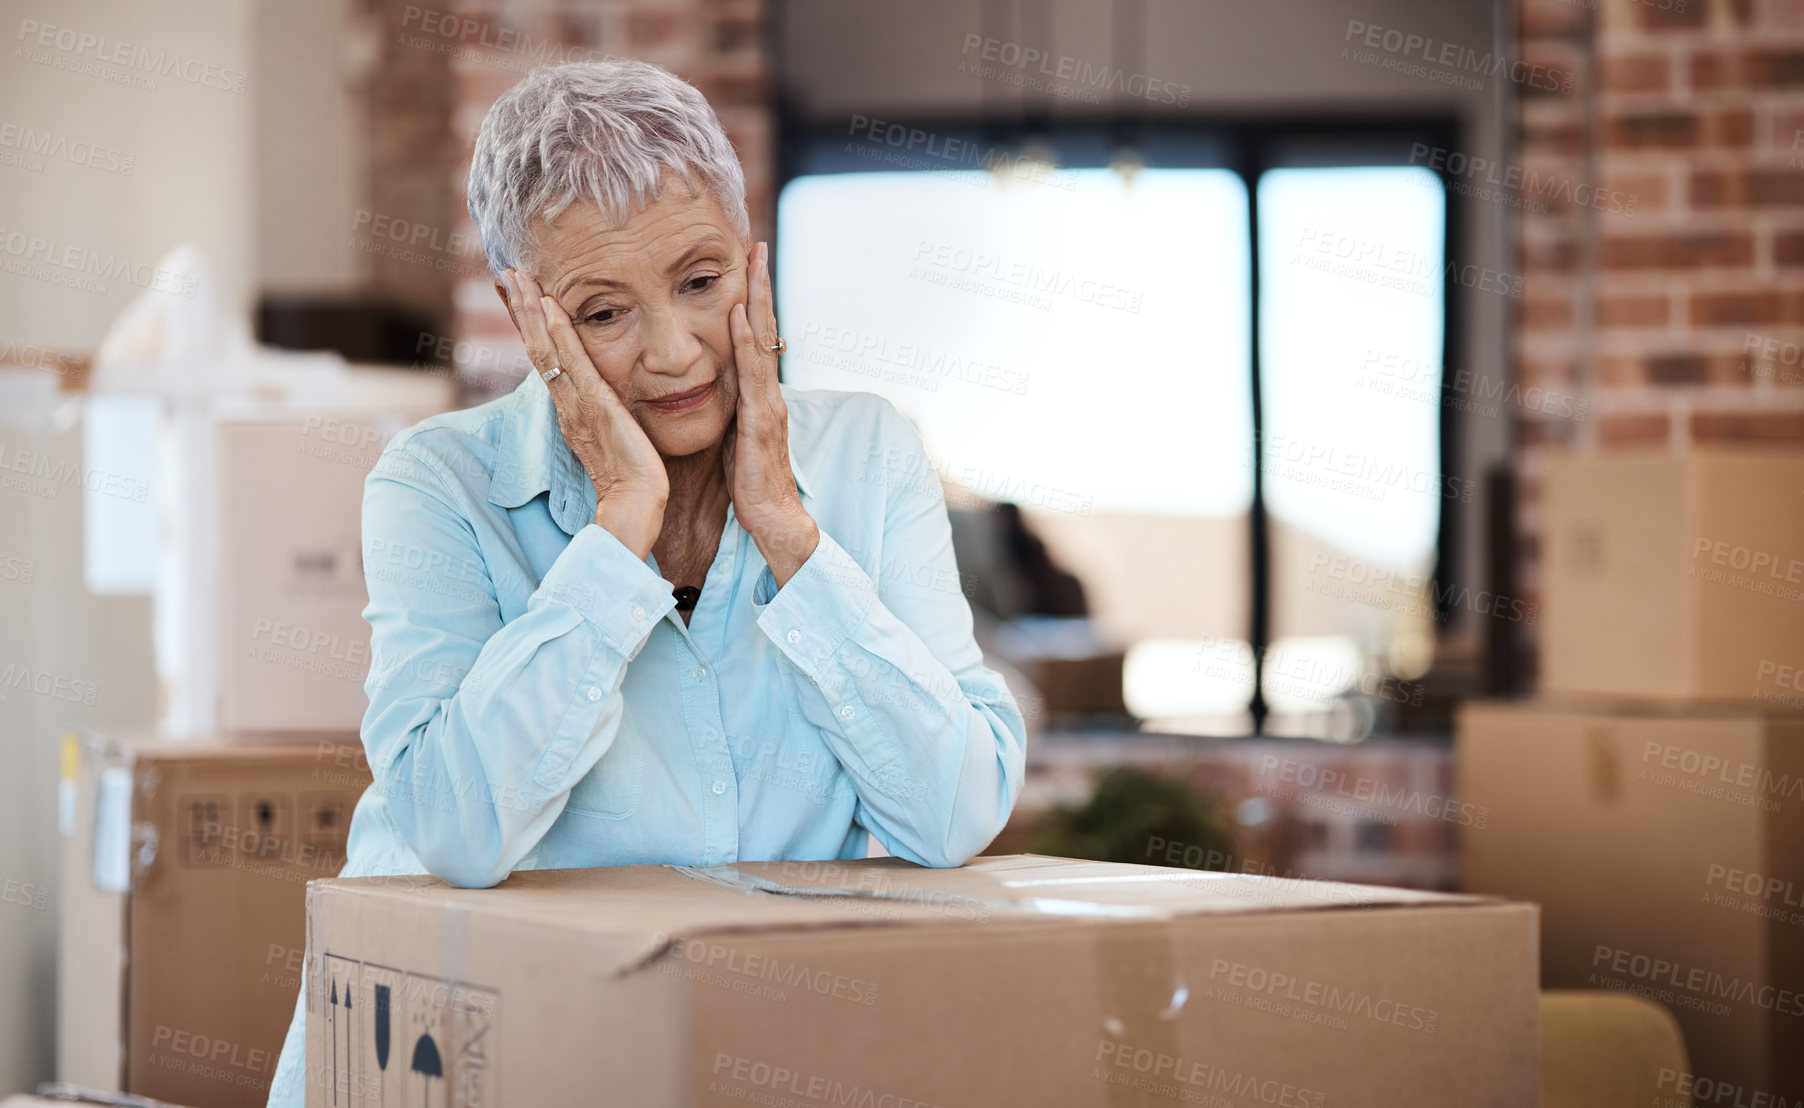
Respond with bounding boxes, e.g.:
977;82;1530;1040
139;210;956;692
1024;765;1235;870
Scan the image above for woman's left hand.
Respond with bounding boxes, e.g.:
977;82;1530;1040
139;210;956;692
725;240;819;587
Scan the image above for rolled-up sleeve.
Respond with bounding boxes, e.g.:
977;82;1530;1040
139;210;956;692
358;441;676;888
752;400;1027;867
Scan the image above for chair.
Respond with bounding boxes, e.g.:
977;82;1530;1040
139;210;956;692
1541;989;1692;1108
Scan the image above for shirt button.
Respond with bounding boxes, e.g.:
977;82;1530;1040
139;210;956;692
586;686;602;702
692;666;706;681
786;629;801;644
631;604;646;621
711;780;726;796
839;705;855;720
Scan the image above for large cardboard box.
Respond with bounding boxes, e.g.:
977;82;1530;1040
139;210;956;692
58;734;372;1108
1542;449;1804;702
299;854;1537;1107
1458;699;1804;1100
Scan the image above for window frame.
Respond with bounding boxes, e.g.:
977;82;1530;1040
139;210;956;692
774;112;1467;733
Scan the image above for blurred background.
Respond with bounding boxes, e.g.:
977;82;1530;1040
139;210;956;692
4;0;1802;1102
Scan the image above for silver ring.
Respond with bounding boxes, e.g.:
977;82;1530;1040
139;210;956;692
540;364;563;383
765;337;787;355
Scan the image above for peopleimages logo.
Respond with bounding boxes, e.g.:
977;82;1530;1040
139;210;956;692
0;121;135;174
958;33;1193;106
16;19;250;93
1343;20;1574;93
1309;551;1537;626
1358;348;1591;421
910;238;1144;313
1252;432;1475;503
1706;863;1804;910
1691;538;1804;583
1756;661;1804;696
1093;1040;1326;1107
1259;755;1490;828
1658;1067;1801;1107
798;321;1032;395
1641;741;1804;804
1409;143;1637;215
655;934;880;1006
1293;227;1524;300
398;5;608;65
1209;958;1440;1032
1592;946;1804;1016
710;1053;942;1108
0;664;99;706
0;229;199;300
148;1024;274;1076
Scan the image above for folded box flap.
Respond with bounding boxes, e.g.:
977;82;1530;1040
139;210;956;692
320;854;1510;983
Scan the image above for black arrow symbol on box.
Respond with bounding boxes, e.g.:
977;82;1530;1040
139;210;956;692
411;1034;442;1108
375;983;391;1107
329;978;339;1107
345;977;355;1102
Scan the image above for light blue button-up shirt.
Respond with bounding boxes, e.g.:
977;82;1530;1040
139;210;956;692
267;370;1025;1106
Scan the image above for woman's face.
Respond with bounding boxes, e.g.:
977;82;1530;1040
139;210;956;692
508;182;746;459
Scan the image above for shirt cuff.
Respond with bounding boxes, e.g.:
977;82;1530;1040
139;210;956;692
755;529;877;681
533;523;676;656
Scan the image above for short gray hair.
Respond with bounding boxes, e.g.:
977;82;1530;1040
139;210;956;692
466;59;749;275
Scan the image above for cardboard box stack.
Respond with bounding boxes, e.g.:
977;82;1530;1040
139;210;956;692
40;263;442;1108
53;367;440;1106
1538;450;1804;702
1459;448;1804;1102
58;733;372;1108
297;855;1538;1107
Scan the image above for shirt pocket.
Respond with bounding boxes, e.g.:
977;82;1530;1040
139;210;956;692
563;715;645;820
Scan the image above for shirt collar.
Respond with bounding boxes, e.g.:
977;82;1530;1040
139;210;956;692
488;370;815;536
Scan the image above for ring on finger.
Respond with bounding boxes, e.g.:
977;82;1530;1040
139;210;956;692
764;337;787;355
540;363;564;383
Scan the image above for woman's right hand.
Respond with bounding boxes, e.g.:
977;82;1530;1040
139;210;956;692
502;268;668;560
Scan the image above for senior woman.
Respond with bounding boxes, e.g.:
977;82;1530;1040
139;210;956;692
264;59;1025;1106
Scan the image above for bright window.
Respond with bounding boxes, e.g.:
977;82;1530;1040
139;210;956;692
777;168;1252;518
776;146;1451;737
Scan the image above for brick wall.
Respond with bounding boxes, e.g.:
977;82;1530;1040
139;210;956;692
364;0;460;340
991;737;1460;891
374;0;776;402
1514;0;1804;682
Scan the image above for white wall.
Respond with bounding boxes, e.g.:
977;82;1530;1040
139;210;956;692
0;0;259;348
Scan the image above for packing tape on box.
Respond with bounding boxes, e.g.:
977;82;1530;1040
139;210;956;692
1095;921;1188;1108
673;863;1169;920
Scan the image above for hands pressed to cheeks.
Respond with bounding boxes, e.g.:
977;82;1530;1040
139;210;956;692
500;265;668;561
722;241;820;587
499;240;819;587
